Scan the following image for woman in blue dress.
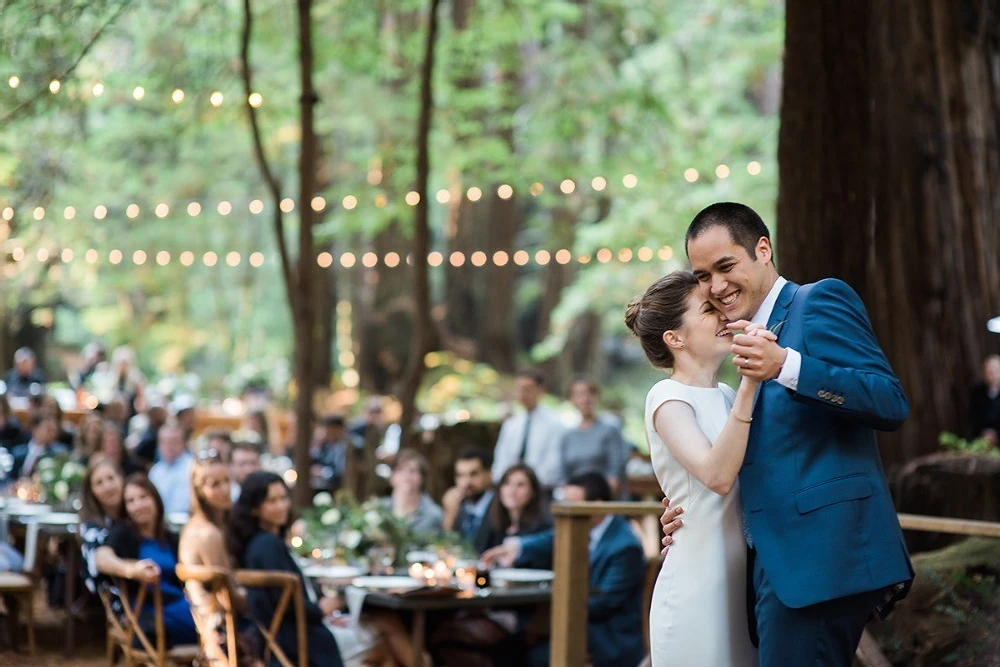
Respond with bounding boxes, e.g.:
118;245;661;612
96;473;198;647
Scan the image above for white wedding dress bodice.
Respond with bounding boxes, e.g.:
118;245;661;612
645;379;757;667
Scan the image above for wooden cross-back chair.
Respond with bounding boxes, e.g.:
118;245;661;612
0;517;43;654
175;564;309;667
97;573;201;667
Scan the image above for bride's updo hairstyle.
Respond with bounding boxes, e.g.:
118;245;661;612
625;270;700;369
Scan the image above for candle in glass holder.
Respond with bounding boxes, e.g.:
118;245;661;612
433;560;452;582
408;563;425;580
456;567;477;590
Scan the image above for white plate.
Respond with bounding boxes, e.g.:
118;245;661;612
32;512;79;526
405;550;438;563
303;565;367;580
489;568;554;583
350;576;423;591
3;504;53;516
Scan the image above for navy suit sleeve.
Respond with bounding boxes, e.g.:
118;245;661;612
243;532;324;624
514;529;555;569
793;279;909;431
587;541;644;621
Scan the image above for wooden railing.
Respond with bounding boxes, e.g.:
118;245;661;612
549;501;1000;667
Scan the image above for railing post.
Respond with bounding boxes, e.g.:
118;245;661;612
550;510;591;667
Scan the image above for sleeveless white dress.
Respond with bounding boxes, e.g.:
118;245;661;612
645;379;757;667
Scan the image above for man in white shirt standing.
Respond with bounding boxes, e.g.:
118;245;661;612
148;421;194;515
491;369;567;490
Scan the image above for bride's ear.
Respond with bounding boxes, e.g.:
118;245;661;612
662;330;685;351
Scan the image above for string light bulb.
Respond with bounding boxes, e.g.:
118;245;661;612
317;252;333;268
226;252;241;267
217;201;232;215
405;191;420;206
384;252;400;268
8;75;19;89
715;164;730;179
435;189;451;204
210;91;224;107
466;187;482;202
187;202;201;216
248;92;263;108
311;196;326;211
203;251;218;266
591;177;607;191
92;83;104;97
497;184;513;200
61;248;74;263
249;252;264;267
342;195;358;210
33;207;44;221
155;203;169;218
747;161;762;176
362;252;378;268
470;251;487;267
559;179;576;194
280;198;295;212
94;205;108;220
132;86;145;101
126;204;140;219
513;250;529;266
622;174;638;189
180;251;194;266
63;206;76;220
172;89;185;104
49;80;60;94
132;250;147;265
156;251;171;265
108;249;123;265
249;199;264;214
684;168;699;183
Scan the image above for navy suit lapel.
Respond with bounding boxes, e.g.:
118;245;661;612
767;280;799;336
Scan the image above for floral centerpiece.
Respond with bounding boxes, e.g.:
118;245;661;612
34;455;86;507
298;491;476;566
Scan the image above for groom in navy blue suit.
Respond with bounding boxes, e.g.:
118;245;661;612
679;202;913;666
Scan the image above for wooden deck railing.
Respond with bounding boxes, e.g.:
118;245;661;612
549;501;1000;667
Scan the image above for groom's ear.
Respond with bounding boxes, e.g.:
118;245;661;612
756;237;773;264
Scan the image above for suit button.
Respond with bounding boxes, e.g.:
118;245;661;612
837;397;845;405
818;390;827;399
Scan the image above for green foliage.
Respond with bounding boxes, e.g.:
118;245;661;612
298;491;474;564
939;432;999;456
1;0;784;405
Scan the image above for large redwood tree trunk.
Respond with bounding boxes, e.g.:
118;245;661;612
777;0;1000;471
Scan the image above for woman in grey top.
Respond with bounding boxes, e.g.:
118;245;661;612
559;378;627;493
382;449;443;533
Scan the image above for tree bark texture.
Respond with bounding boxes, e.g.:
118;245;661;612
398;0;442;432
777;0;1000;471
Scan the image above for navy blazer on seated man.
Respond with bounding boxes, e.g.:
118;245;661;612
517;515;646;667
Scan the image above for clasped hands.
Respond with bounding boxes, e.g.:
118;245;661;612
728;320;785;381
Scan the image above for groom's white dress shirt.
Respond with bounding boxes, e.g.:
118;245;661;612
751;275;801;390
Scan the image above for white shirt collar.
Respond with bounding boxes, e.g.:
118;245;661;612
750;276;788;328
588;515;614;553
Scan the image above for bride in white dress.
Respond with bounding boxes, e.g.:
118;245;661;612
626;271;771;667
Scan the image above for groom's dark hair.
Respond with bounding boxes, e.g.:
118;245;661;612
685;202;771;261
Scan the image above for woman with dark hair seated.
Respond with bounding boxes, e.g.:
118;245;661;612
95;473;198;647
228;471;346;667
484;463;552;550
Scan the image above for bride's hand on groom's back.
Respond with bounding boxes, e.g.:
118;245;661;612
660;497;684;556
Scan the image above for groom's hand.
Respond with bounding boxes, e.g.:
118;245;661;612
660;497;684;556
728;320;786;381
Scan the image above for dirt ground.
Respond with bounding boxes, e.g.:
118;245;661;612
0;590;105;667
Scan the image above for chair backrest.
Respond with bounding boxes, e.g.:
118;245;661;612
175;563;240;667
105;574;170;664
642;554;663;653
235;569;308;667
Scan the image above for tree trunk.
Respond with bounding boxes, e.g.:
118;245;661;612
291;0;319;507
398;0;442;432
777;0;1000;472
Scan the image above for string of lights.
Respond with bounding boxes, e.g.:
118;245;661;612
0;161;764;225
0;244;675;275
5;75;260;109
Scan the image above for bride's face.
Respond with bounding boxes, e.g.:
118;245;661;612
678;291;733;360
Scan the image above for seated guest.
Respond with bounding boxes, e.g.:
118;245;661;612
202;429;233;463
80;457;125;600
442;448;496;554
4;347;45;399
485;463;551;550
72;413;104;464
381;450;443;533
229;440;262;502
148;423;194;515
0;393;29;448
180;453;257;665
969;354;1000;446
10;414;69;479
98;421;145;477
132;395;168;465
558;378;627;493
228;471;346;667
310;414;362;492
96;474;198;648
482;472;646;667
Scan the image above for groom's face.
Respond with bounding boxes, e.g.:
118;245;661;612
687;225;773;322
